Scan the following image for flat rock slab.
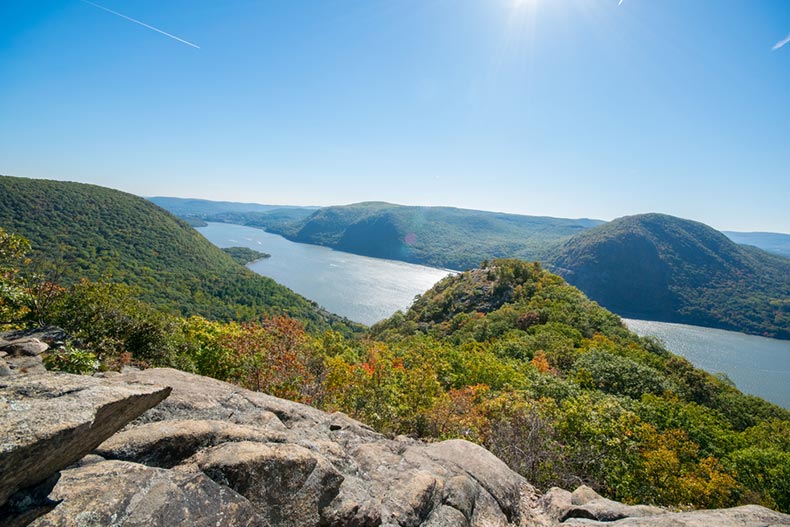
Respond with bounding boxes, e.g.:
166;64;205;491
562;504;790;527
27;460;264;527
0;372;171;508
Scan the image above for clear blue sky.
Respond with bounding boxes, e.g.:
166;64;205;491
1;0;788;232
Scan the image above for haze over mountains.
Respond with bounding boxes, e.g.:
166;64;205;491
153;196;790;340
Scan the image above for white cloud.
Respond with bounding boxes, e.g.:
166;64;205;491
773;33;790;51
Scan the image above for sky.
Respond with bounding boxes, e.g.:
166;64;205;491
1;0;789;232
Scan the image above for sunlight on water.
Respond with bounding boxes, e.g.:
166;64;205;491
198;222;451;326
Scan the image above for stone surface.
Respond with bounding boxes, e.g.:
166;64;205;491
0;337;49;357
541;486;665;523
0;327;70;347
190;441;344;527
96;419;288;468
27;460;264;527
0;372;171;508
562;504;790;527
105;368;531;526
7;367;790;527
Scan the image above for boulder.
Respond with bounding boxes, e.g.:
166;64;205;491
562;504;790;527
0;327;70;347
0;372;170;508
105;368;530;526
190;441;344;527
27;460;264;527
0;337;48;357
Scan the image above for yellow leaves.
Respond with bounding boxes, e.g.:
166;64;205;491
531;350;551;373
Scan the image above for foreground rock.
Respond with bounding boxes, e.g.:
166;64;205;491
0;372;171;510
6;368;790;527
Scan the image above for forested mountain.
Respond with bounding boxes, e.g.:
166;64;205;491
365;260;790;510
0;176;355;333
267;202;602;270
549;214;790;339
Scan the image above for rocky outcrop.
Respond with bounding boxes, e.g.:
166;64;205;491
4;368;790;527
0;327;72;377
0;372;171;516
561;505;790;527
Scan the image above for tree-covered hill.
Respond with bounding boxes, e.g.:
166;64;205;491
548;214;790;339
0;176;355;333
365;259;790;511
266;202;602;270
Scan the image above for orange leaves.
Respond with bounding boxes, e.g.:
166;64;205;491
219;316;319;404
531;350;552;373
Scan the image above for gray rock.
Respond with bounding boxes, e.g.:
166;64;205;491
96;419;288;468
562;504;790;527
0;327;70;346
0;359;12;377
191;441;343;527
27;460;264;527
14;367;789;527
424;439;523;523
571;485;602;505
541;486;665;523
0;337;48;357
4;354;47;375
0;372;171;508
106;368;529;527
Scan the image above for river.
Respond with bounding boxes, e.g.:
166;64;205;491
624;319;790;408
197;222;451;326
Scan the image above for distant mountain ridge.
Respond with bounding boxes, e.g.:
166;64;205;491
152;196;790;338
723;231;790;259
187;200;603;270
549;214;790;339
0;176;355;333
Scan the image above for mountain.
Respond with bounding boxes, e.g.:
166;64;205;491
549;213;790;339
265;202;603;270
147;196;314;217
148;196;318;232
0;176;354;332
724;231;790;259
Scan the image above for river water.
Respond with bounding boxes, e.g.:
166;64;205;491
624;319;790;408
197;222;451;326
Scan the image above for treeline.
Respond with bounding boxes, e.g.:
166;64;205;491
3;239;788;513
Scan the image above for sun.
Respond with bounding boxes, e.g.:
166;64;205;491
511;0;537;8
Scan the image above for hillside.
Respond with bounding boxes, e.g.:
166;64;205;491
268;202;602;270
549;214;790;339
0;176;354;333
367;259;790;510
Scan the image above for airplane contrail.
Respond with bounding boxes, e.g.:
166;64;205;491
618;0;624;5
81;0;200;49
773;32;790;51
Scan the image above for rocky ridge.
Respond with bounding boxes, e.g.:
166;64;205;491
1;368;789;527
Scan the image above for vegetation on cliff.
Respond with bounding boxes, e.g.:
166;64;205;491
0;176;356;334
